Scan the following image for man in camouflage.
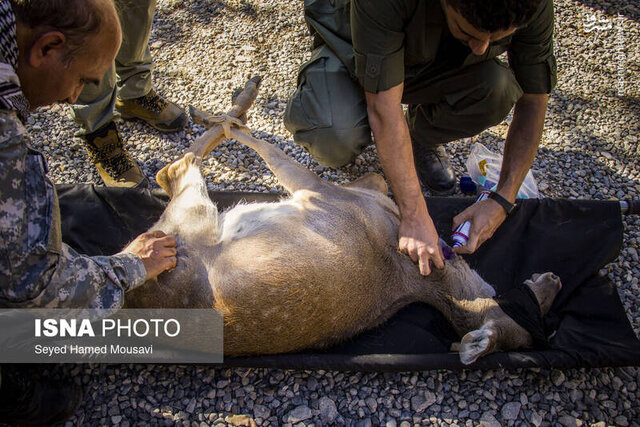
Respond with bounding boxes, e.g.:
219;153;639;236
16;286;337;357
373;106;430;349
0;0;177;423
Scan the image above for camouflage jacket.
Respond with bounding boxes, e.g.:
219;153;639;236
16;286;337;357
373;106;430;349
0;105;146;309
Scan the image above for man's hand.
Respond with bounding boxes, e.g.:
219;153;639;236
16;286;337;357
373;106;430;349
452;93;548;254
122;230;177;280
365;84;445;276
451;199;507;254
399;216;445;275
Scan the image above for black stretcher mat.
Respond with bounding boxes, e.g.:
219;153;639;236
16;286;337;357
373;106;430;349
57;184;640;371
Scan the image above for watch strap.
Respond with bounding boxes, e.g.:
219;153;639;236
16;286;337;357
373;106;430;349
488;191;516;215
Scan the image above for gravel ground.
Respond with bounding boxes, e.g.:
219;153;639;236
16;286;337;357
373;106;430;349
24;0;640;425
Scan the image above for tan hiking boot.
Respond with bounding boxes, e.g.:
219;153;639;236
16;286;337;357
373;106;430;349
116;89;188;132
82;121;148;188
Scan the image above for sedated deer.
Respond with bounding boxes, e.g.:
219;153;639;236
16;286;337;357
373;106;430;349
125;79;561;365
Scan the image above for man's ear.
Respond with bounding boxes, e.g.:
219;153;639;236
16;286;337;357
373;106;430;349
27;31;67;67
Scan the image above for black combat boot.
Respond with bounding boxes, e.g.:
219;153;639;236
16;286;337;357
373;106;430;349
412;142;456;195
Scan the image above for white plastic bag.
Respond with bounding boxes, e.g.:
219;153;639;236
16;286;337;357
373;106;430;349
465;143;539;199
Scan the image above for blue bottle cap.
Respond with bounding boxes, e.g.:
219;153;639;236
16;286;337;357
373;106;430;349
459;176;477;194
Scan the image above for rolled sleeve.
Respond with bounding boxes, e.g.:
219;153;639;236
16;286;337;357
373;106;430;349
508;0;557;94
351;0;408;93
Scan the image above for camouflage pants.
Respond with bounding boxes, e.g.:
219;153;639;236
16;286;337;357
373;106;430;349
71;0;156;134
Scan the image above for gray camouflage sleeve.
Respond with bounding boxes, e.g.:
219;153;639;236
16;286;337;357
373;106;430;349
0;110;146;310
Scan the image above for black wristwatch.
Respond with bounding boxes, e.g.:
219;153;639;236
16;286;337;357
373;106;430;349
488;191;516;216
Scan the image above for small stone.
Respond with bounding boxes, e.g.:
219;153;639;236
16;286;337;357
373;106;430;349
558;415;581;427
411;391;436;413
284;406;312;424
614;416;629;427
365;397;377;413
530;411;543;427
480;412;500;427
306;376;318;391
356;418;373;427
224;414;256;427
319;397;338;424
253;404;270;420
501;402;521;420
186;398;196;414
551;370;566;387
150;40;164;49
111;416;122;424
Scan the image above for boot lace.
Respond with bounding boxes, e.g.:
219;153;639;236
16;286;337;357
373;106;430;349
84;126;137;179
137;90;168;114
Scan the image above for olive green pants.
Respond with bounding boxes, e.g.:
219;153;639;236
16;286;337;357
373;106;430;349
284;46;523;168
71;0;156;134
284;0;523;167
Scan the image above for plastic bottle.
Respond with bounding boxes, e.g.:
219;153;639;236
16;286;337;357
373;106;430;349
466;143;539;199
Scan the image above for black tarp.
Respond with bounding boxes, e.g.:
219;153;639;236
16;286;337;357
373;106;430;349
57;184;640;371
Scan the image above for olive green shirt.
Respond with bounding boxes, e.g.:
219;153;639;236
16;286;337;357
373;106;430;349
351;0;557;95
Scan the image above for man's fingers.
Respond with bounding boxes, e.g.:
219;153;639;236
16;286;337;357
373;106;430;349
419;256;431;276
465;233;480;253
156;246;177;257
417;246;445;276
452;211;470;230
150;230;167;238
452;245;468;254
431;251;445;270
164;256;177;271
158;235;177;247
399;238;419;263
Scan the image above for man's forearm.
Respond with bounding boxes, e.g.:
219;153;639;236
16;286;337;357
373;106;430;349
365;86;444;274
498;93;549;202
365;88;428;222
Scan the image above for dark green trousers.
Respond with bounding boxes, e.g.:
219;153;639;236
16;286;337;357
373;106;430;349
284;1;523;167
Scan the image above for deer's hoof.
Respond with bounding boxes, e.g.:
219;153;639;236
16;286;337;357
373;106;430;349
156;153;201;197
459;324;497;365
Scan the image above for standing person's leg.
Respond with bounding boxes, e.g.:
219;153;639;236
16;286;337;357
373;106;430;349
72;0;186;188
404;59;523;193
284;45;371;168
72;59;148;188
114;0;186;132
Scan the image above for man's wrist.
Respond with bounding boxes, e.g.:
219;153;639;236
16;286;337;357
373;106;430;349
488;191;517;216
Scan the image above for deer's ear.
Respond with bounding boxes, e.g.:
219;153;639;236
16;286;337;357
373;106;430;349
342;173;388;194
459;322;498;365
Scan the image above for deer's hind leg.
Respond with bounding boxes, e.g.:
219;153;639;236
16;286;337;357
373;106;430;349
229;128;329;194
153;153;219;245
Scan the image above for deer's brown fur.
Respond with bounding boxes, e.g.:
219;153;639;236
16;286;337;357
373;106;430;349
125;129;561;364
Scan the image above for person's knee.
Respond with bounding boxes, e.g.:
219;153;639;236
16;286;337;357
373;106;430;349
477;62;523;124
285;45;371;167
293;125;371;168
285;96;371;167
